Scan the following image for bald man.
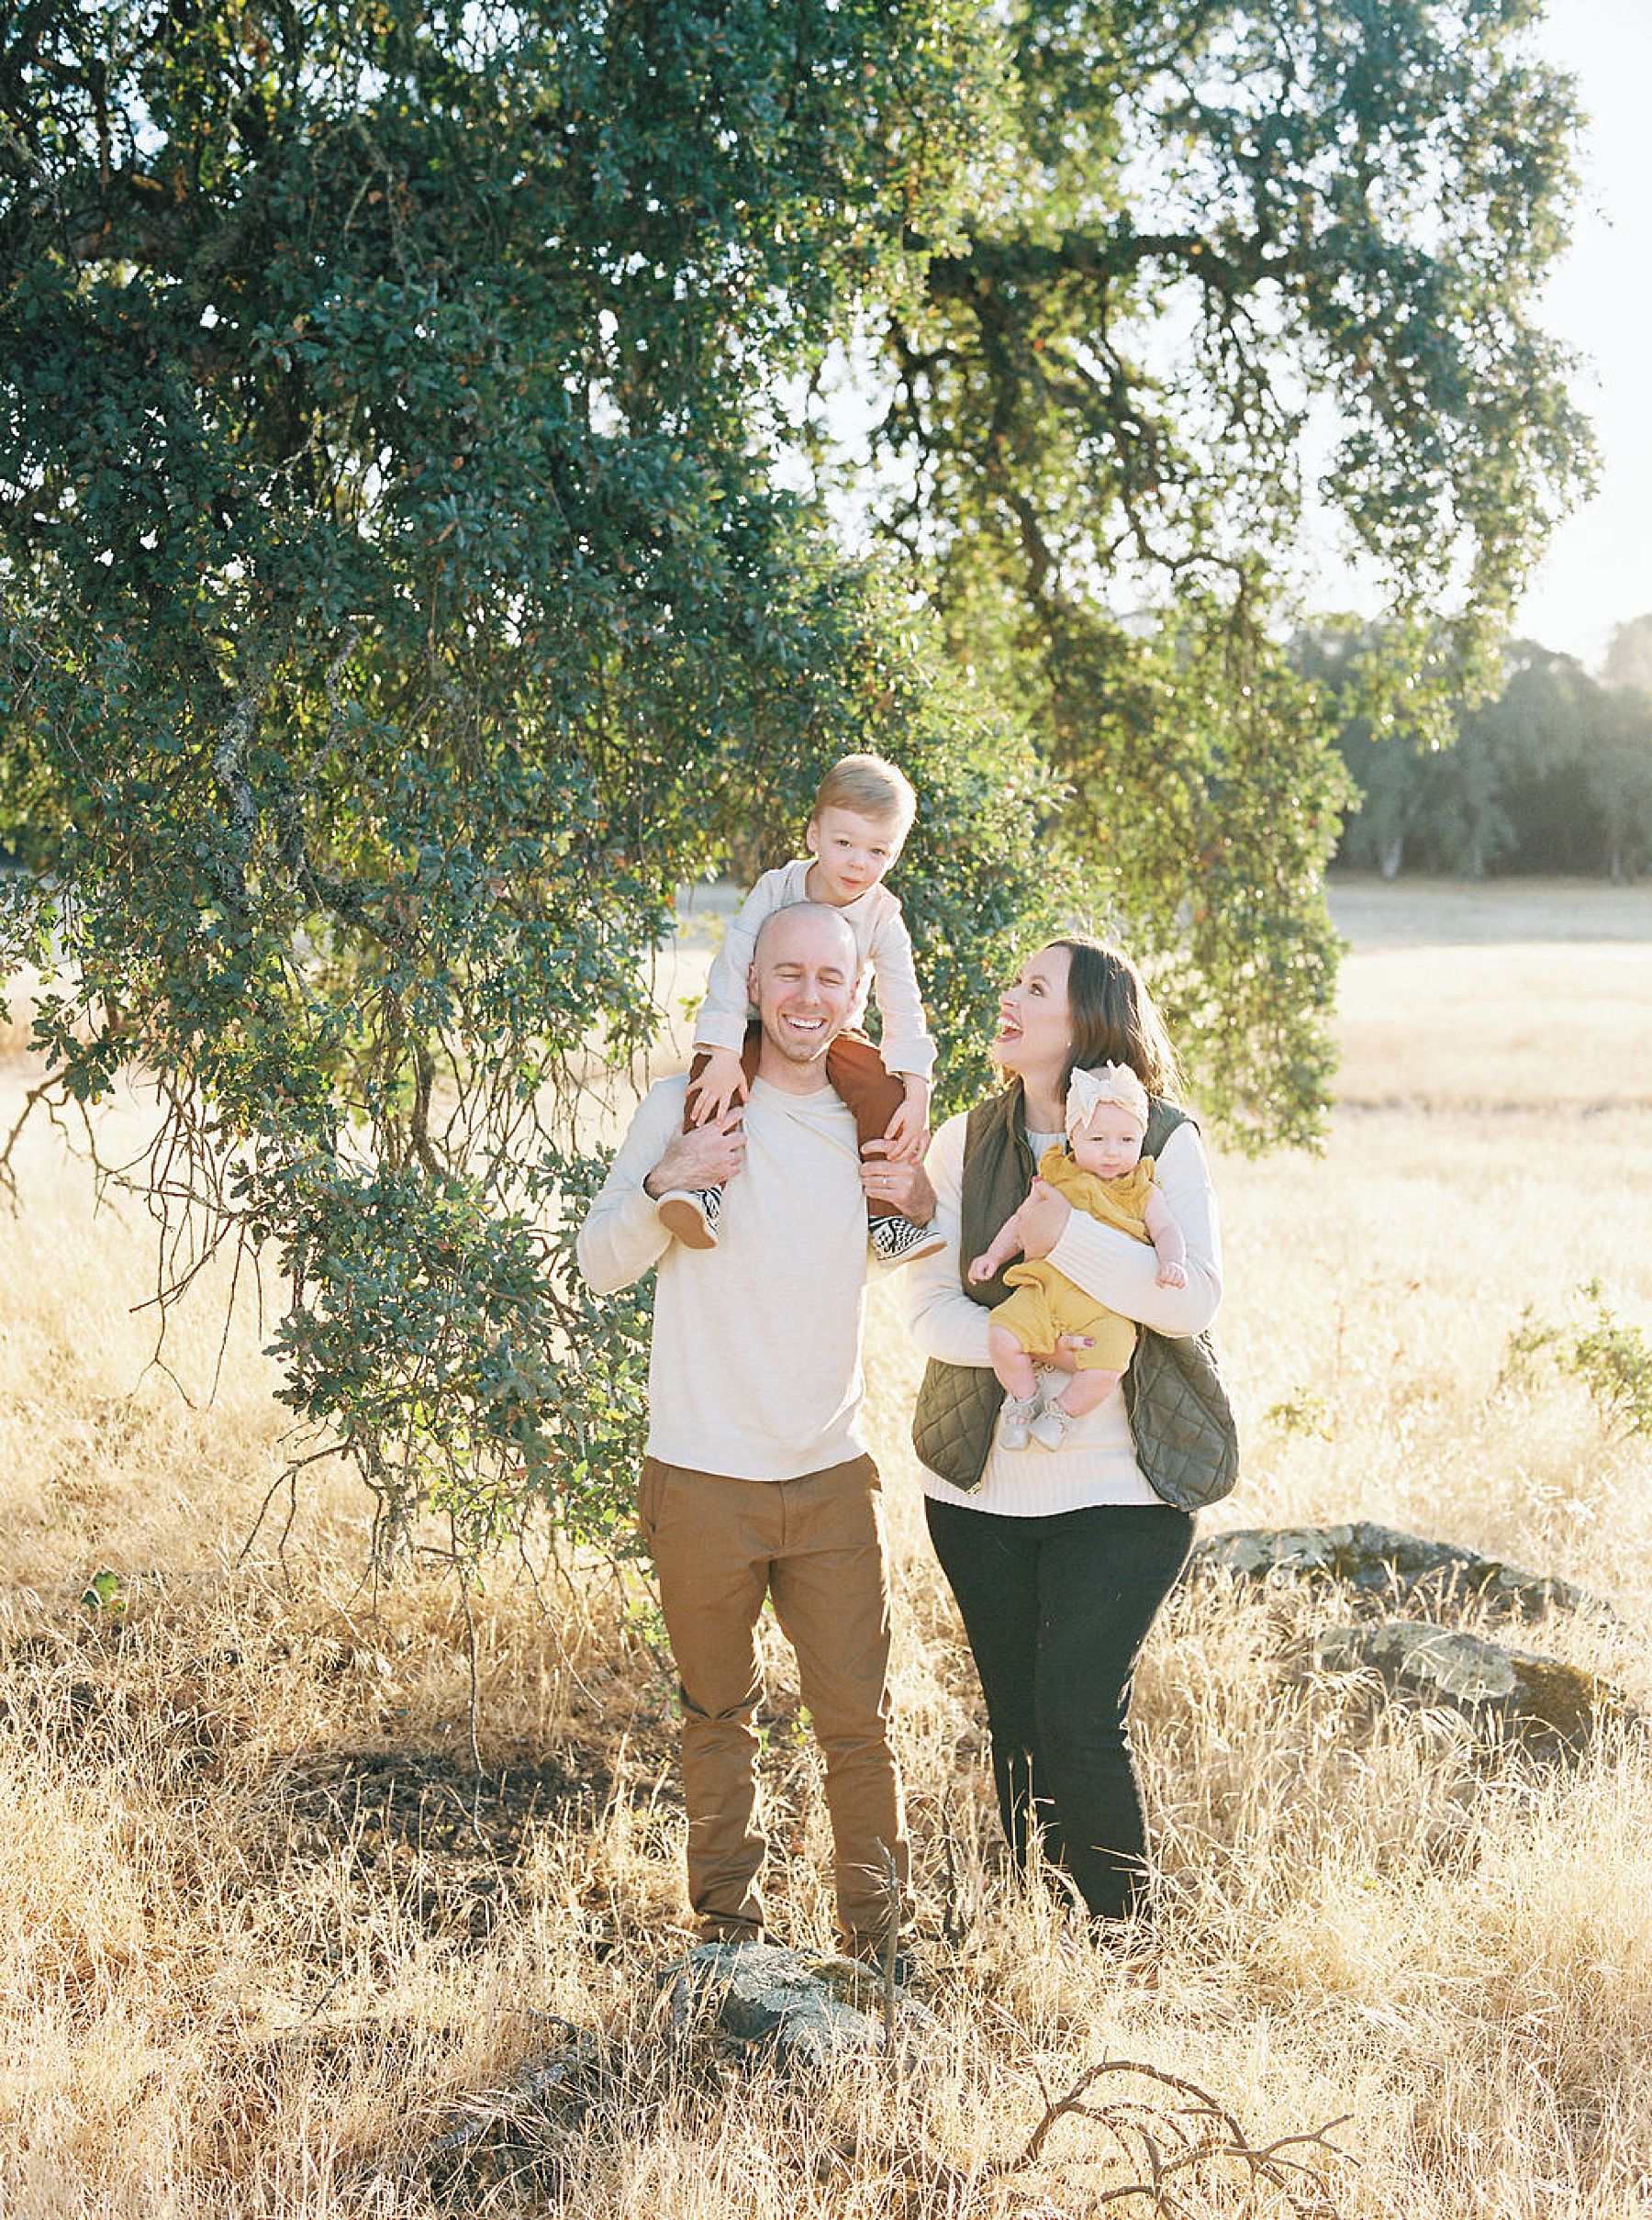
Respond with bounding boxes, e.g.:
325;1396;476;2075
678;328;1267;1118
578;903;932;1959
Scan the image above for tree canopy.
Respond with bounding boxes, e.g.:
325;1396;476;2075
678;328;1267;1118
839;0;1592;1130
0;1;1591;1554
871;0;1588;635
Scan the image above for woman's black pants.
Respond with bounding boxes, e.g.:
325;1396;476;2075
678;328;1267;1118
925;1494;1193;1924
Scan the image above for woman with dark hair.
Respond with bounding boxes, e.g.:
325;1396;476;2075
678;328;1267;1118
899;937;1222;1941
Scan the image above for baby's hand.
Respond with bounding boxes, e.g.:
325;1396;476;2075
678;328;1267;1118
880;1094;931;1166
686;1046;748;1126
1156;1259;1188;1288
967;1254;995;1284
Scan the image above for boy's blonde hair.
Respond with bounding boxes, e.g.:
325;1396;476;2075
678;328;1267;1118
810;753;918;841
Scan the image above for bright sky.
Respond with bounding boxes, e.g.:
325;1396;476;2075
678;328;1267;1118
1512;0;1652;670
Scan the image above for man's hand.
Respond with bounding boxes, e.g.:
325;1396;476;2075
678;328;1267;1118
1013;1177;1073;1259
643;1108;746;1199
860;1136;936;1225
684;1045;749;1126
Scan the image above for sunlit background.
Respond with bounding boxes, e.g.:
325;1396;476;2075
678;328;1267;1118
1514;0;1652;664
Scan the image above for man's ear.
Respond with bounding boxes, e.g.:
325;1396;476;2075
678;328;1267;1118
746;960;760;1008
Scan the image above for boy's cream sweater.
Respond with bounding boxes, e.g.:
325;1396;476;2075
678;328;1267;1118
576;1074;875;1480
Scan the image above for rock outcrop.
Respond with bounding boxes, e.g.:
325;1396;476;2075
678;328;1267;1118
1188;1523;1635;1755
1194;1522;1611;1623
1310;1619;1636;1750
664;1941;935;2072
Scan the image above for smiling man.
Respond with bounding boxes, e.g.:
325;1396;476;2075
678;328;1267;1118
577;902;931;1960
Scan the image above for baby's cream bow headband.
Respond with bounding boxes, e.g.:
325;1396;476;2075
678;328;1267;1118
1066;1059;1148;1136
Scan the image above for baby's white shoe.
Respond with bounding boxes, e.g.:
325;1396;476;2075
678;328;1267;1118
1029;1400;1075;1450
999;1393;1042;1451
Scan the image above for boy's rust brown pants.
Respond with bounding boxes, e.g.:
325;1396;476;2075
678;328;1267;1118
638;1453;910;1954
686;1024;920;1224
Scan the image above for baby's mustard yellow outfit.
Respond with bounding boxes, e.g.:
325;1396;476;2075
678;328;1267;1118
993;1147;1159;1371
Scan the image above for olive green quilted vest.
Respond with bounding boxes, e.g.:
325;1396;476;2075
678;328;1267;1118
910;1085;1238;1510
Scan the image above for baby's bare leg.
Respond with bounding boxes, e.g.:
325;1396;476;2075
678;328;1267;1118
988;1324;1039;1401
1049;1366;1123;1418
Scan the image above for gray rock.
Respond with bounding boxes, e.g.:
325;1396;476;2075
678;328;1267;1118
1193;1522;1611;1623
664;1941;935;2072
1311;1619;1636;1749
421;2024;605;2164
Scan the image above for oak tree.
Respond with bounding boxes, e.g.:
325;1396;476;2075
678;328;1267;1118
0;0;1591;1549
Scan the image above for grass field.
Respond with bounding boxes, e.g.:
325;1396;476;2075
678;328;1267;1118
2;876;1650;2217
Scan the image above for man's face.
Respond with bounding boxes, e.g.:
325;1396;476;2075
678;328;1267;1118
746;907;859;1077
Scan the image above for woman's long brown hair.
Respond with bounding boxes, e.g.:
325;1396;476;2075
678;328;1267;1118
1052;936;1185;1103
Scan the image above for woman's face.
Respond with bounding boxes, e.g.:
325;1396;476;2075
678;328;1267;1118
994;943;1074;1088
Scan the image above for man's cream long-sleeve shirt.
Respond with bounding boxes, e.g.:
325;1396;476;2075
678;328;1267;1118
576;1074;876;1479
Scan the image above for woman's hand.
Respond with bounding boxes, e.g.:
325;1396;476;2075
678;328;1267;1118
1043;1333;1095;1375
1013;1177;1072;1258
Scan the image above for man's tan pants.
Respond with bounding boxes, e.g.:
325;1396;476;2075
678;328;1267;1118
638;1453;909;1954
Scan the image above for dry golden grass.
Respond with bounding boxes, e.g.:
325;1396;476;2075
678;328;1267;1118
2;876;1651;2217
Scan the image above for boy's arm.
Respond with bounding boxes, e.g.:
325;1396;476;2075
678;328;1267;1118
865;898;937;1081
685;1043;749;1124
879;1071;932;1163
693;870;789;1056
1142;1187;1188;1288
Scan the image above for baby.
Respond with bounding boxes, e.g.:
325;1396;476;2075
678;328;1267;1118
969;1061;1187;1449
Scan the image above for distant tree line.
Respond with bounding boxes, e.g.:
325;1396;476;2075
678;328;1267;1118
1299;617;1652;882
